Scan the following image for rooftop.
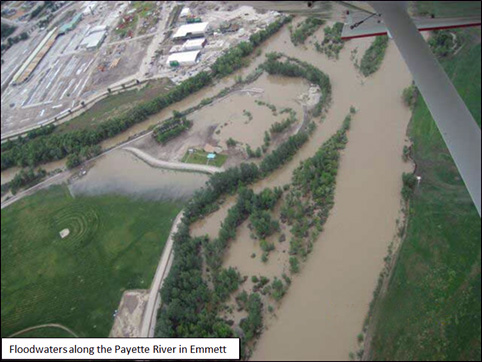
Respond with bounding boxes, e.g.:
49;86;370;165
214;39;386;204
172;22;209;39
167;50;201;65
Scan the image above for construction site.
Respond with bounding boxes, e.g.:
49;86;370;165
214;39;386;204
1;1;280;140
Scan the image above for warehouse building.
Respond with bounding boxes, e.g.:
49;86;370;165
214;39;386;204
182;38;207;51
166;50;201;66
172;22;209;40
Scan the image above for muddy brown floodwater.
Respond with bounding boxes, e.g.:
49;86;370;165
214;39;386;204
1;14;413;360
70;150;209;200
191;21;413;361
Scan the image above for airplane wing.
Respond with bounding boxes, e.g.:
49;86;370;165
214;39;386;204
369;2;481;216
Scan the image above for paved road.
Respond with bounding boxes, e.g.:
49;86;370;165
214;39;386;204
139;210;184;337
123;147;223;174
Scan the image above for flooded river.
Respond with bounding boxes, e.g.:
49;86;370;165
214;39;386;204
191;21;413;361
2;14;413;360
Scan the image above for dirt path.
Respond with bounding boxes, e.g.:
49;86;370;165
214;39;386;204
123;147;223;174
139;210;185;337
9;324;79;338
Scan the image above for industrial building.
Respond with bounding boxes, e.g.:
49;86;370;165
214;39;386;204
58;13;83;35
166;50;201;66
79;30;107;50
172;22;209;40
12;27;58;84
182;38;207;51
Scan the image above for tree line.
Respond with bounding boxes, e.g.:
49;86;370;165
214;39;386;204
359;35;389;76
261;53;332;116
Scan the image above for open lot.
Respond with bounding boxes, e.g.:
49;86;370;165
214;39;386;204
1;185;182;337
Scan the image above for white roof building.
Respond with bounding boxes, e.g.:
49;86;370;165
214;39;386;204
167;50;201;66
80;30;106;50
182;38;206;51
172;22;209;39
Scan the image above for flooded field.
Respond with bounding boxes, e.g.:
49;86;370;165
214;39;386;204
70;150;209;201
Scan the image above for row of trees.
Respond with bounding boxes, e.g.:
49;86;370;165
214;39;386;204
9;168;46;195
1;125;56;153
359;35;389;76
290;17;325;46
153;111;192;144
261;53;332;116
1;71;212;171
270;109;297;134
210;15;292;78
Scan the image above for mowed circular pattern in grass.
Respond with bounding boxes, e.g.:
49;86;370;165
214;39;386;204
50;203;101;248
1;185;183;337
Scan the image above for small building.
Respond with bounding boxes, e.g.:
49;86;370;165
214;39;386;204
79;30;107;50
182;38;206;51
166;50;201;66
172;22;209;40
179;7;191;18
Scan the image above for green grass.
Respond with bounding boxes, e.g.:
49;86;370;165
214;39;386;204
55;78;173;134
181;150;227;168
14;327;75;338
1;185;183;337
369;29;481;361
413;1;481;18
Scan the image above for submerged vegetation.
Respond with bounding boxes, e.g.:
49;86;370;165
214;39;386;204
315;22;344;59
290;17;325;46
359;36;389;76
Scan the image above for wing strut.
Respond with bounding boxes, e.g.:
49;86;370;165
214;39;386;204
370;1;481;216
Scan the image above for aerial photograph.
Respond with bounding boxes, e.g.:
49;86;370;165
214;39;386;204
1;0;480;360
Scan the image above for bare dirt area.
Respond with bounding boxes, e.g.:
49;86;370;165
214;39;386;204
85;36;153;92
109;289;149;338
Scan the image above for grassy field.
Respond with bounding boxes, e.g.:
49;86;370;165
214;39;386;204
369;29;481;361
55;78;173;134
1;186;182;337
181;150;228;167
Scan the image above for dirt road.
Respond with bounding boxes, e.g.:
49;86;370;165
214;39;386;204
139;210;184;337
123;147;223;174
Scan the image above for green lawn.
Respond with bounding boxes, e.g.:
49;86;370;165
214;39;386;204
369;29;481;361
182;150;227;168
1;186;182;337
55;78;173;134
